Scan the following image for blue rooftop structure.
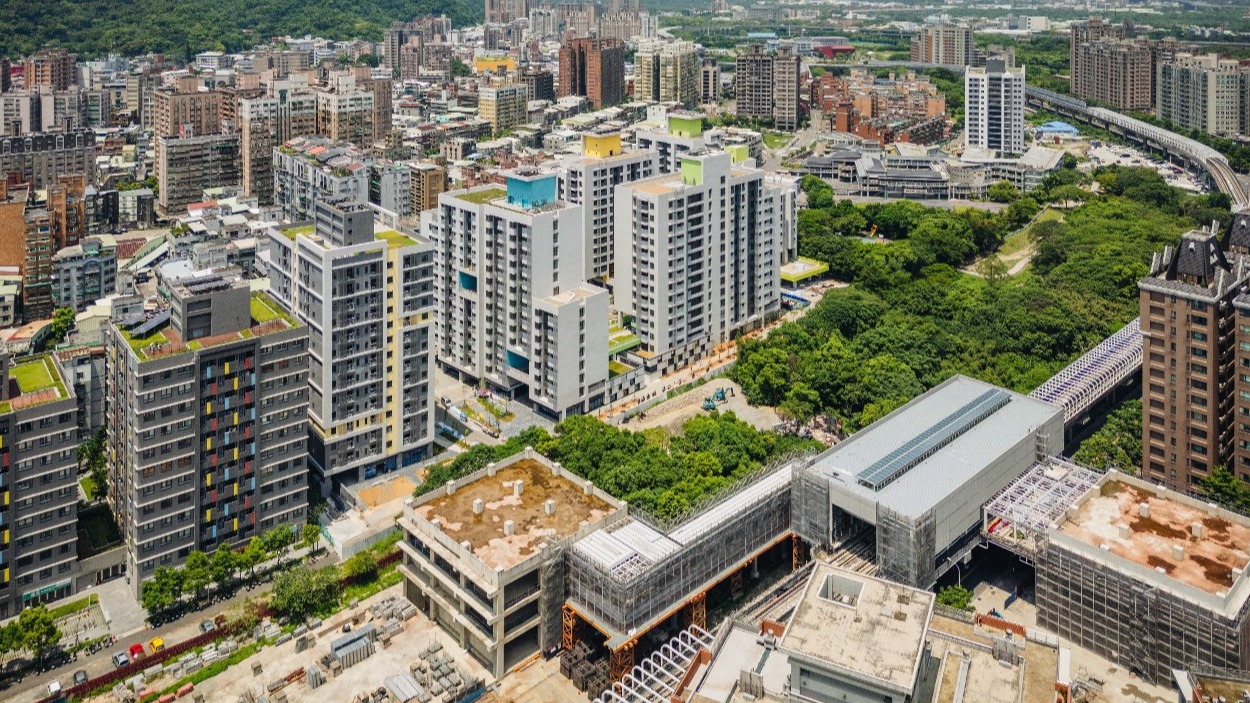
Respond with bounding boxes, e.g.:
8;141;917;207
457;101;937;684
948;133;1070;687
1036;120;1079;135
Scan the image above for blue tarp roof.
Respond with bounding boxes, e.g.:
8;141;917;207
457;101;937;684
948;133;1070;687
1037;120;1079;134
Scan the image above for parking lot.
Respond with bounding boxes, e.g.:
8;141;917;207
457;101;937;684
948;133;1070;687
1086;144;1206;194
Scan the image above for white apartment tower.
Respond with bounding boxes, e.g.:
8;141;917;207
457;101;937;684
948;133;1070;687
965;59;1026;155
558;131;659;280
267;200;436;488
615;149;785;373
424;170;609;419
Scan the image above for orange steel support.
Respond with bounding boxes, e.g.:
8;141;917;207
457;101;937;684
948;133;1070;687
562;603;576;651
690;591;707;630
731;569;745;595
609;641;635;681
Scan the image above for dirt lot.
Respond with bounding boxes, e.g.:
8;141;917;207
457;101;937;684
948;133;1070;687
621;380;782;434
355;475;416;508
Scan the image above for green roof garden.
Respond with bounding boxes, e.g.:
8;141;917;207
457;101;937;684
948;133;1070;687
376;229;417;249
456;187;506;205
280;224;316;240
2;355;69;413
250;293;297;326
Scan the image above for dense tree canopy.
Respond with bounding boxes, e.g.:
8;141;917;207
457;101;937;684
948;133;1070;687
0;0;482;59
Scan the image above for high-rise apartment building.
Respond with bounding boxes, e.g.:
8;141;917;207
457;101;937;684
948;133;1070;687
238;83;318;205
965;59;1025;155
558;131;658;280
0;130;95;190
1070;17;1127;95
521;67;555;103
559;38;626;108
154;133;241;217
268;200;436;487
106;271;310;596
486;0;529;24
0;352;79;617
24;49;77;91
153;77;222;138
733;44;800;129
351;67;394;144
614;149;786;373
424;170;610;418
1156;53;1250;138
316;78;376;149
273;136;410;221
909;25;974;66
383;16;451;70
1071;39;1153;112
635;41;701;107
479;84;529;135
700;58;721;105
1139;220;1250;492
410;162;447;213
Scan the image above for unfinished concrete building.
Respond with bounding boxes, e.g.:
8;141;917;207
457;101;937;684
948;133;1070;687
792;375;1064;588
1034;470;1250;684
398;450;624;677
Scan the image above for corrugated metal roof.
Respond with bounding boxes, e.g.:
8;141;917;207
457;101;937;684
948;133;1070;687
810;375;1061;518
669;464;793;545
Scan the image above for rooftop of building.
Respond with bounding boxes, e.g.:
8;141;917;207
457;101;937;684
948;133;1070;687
780;563;933;693
1142;222;1248;300
1;354;71;414
1180;668;1250;703
414;457;619;571
1058;475;1250;596
275;219;424;250
808;375;1061;517
117;290;298;362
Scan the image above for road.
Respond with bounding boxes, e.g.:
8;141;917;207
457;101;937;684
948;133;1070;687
4;552;336;703
763;110;824;172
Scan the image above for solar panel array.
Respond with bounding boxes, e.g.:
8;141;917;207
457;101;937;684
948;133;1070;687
128;309;172;338
856;388;1011;491
117;313;147;328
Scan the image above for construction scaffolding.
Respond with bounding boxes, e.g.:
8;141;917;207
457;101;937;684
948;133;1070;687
593;626;714;703
982;458;1100;560
566;459;800;652
1029;318;1141;422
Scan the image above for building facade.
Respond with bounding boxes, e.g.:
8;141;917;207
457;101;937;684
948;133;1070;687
558;38;626;109
479;84;529;135
106;273;310;596
424;171;610;418
614;149;785;373
965;59;1026;155
1156;53;1250;138
268;200;436;487
0;353;79;617
51;236;116;311
0;130;95;191
909;24;973;66
1071;40;1153;112
238;84;318;205
635;41;701;107
154;133;242;217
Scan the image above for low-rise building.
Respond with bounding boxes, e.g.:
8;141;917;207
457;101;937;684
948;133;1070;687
398;450;623;677
52;236;117;311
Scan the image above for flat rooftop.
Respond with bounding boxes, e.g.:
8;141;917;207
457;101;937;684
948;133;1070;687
780;563;933;693
1059;479;1250;595
2;354;70;413
415;459;617;571
809;375;1061;518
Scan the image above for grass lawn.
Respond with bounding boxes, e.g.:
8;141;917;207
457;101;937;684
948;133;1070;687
80;475;100;501
763;131;792;150
79;504;122;551
50;594;98;620
12;356;64;396
609;331;641;356
609;360;633;377
999;207;1064;258
376;229;417;249
280;224;315;240
456;187;506;205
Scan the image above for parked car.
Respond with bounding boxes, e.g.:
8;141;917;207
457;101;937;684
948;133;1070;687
111;652;130;668
148;637;165;653
72;670;88;686
47;680;62;696
128;643;145;661
199;620;216;634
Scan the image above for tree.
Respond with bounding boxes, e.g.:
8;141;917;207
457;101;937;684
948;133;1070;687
261;526;296;565
77;427;108;501
355;53;380;67
17;606;60;664
1005;197;1041;228
241;537;267;579
936;585;974;611
780;383;821;423
141;567;184;615
41;307;76;350
341;551;378;582
209;547;239;590
450;57;471;78
301;523;322;559
1198;466;1250;512
987;180;1021;203
182;550;212;600
909;213;976;266
1072;399;1142;472
270;566;339;620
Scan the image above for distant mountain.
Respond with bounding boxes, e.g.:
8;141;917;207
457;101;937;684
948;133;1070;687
0;0;482;60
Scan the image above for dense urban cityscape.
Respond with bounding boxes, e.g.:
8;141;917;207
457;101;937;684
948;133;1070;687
0;0;1248;702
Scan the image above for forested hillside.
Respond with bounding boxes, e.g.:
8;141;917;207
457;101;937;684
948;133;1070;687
0;0;482;59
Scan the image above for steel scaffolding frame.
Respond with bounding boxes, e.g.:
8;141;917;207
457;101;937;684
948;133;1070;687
983;458;1100;558
567;457;802;644
1029;318;1141;421
593;626;714;703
